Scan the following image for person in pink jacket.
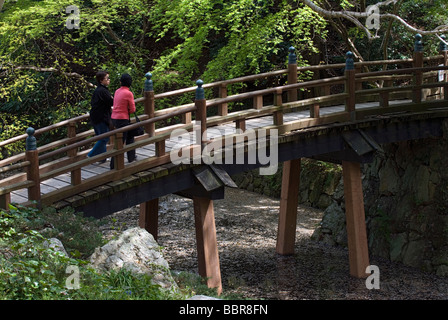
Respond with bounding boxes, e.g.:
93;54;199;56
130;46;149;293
110;73;137;169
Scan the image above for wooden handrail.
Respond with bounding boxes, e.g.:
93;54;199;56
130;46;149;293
206;76;347;107
356;65;448;79
0;114;90;148
39;104;197;161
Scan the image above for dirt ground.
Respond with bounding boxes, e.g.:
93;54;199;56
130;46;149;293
100;187;448;300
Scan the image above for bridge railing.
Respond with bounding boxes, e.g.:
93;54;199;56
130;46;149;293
1;34;448;209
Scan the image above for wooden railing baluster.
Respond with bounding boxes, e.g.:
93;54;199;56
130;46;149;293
25;127;41;206
195;80;207;151
68;121;81;185
144;72;156;136
379;79;391;108
413;34;424;103
253;94;263;110
113;132;125;170
439;35;448;101
287;46;298;102
274;88;283;125
219;84;228;116
345;51;356;121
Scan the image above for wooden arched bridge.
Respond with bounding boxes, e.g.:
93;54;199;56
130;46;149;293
1;36;448;294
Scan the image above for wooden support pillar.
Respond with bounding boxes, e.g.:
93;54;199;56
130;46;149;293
276;159;301;255
193;196;222;295
139;198;159;241
342;160;370;278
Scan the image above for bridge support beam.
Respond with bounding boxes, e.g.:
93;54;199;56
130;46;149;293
193;196;222;295
139;199;159;241
276;158;301;255
342;160;370;278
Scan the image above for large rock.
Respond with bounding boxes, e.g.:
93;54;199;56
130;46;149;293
43;238;69;257
89;227;178;291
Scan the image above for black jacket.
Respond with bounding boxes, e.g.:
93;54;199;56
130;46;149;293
90;84;113;125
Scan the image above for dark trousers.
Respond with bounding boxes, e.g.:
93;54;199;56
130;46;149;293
110;118;136;169
88;121;110;157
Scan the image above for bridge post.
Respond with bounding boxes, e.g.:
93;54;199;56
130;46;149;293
195;80;207;150
342;160;370;278
276;158;301;255
345;51;356;121
219;84;228;116
413;34;424;103
112;132;125;170
25;127;41;206
68;121;81;185
139;73;160;239
287;46;298;102
143;72;156;136
193;196;222;295
274;88;284;125
0;193;10;211
139;198;159;240
439;35;448;100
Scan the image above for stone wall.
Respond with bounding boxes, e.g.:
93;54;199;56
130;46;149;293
232;119;448;276
313;119;448;276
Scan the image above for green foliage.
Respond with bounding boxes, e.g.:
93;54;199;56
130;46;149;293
149;0;328;97
0;205;201;300
28;206;104;259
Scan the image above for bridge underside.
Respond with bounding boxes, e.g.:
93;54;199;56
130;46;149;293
62;112;445;218
51;111;446;293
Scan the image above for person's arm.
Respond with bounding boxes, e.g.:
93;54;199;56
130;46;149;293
127;91;136;114
100;87;114;106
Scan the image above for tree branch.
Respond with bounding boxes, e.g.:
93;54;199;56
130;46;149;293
302;0;448;39
1;65;95;88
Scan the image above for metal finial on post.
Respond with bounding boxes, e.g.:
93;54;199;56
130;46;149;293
196;79;205;100
414;34;423;52
26;127;37;151
439;35;447;52
345;51;354;71
288;46;297;65
144;72;153;92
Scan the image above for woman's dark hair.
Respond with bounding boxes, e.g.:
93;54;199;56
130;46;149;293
95;71;109;84
120;73;132;87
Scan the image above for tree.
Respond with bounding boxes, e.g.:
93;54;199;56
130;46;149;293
301;0;448;61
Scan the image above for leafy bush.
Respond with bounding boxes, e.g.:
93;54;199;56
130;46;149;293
0;206;169;299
